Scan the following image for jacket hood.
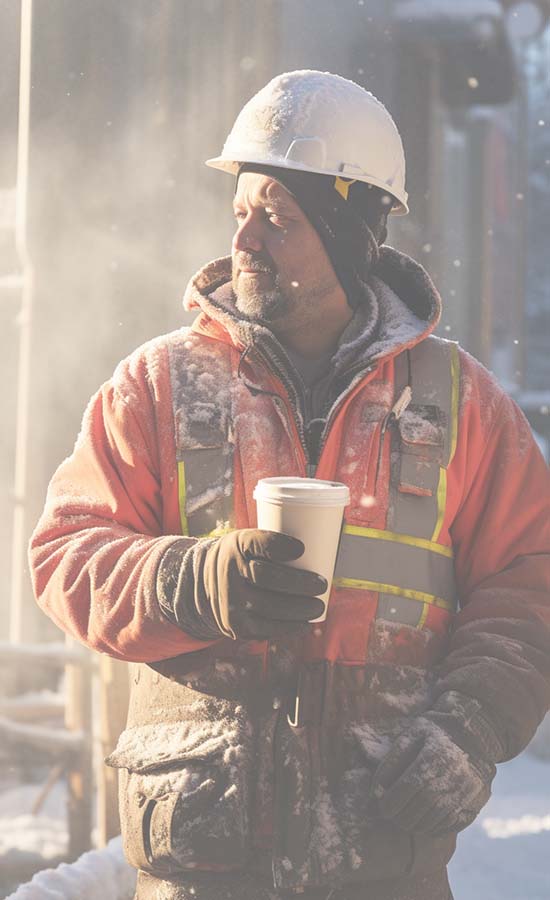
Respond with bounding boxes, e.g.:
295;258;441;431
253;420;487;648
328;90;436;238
183;246;442;373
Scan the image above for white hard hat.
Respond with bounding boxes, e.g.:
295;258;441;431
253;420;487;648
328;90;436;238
206;69;409;215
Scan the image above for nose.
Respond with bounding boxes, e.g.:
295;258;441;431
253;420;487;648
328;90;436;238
232;215;263;254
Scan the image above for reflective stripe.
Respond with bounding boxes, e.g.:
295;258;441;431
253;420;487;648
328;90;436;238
334;577;453;610
430;467;447;543
334;529;456;608
344;524;453;558
431;344;460;542
389;338;457;541
449;342;460;464
177;460;189;536
418;603;430;628
169;335;235;538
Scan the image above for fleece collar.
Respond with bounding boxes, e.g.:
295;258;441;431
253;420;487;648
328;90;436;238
183;246;442;374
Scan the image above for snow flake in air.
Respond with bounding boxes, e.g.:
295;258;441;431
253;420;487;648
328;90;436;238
240;57;256;72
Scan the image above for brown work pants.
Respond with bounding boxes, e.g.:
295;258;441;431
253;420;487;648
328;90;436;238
135;868;455;900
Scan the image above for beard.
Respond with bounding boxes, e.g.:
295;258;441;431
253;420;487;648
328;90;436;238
232;255;292;322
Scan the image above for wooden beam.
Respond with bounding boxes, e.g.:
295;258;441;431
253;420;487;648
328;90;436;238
0;716;84;757
0;640;95;669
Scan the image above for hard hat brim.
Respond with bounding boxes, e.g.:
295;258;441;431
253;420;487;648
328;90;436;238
205;155;409;216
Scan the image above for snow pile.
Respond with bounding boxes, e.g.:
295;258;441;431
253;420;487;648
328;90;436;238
482;813;550;839
5;836;136;900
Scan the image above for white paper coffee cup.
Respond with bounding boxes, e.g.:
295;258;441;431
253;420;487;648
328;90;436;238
253;476;350;622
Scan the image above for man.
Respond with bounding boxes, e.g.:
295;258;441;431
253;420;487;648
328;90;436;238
30;71;550;900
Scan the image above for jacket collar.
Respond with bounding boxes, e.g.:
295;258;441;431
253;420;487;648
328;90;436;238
182;246;442;374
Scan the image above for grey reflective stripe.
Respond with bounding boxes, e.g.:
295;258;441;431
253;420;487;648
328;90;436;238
333;528;456;609
168;333;235;538
389;338;458;540
180;447;233;537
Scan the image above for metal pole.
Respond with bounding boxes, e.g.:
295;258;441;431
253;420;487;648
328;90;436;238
10;0;34;643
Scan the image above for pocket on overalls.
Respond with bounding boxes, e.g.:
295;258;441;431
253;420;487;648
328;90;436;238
106;716;252;876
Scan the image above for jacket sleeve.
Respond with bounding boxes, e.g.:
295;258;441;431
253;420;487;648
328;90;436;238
436;350;550;760
29;347;220;663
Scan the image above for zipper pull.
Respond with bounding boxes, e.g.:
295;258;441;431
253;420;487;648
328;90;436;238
390;385;412;421
374;386;412;491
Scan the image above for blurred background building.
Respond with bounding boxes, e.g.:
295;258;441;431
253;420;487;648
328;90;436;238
0;1;549;887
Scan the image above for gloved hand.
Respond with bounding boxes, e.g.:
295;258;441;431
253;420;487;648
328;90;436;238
370;691;503;836
157;529;327;641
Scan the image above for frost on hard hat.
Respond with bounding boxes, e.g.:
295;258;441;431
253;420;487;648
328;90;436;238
206;69;409;215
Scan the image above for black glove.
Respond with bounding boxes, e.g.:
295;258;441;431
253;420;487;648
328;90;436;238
157;529;326;641
370;691;503;835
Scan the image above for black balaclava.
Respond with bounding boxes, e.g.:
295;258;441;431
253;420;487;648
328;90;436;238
237;162;392;309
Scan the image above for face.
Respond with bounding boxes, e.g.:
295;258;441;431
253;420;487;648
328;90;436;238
231;172;343;329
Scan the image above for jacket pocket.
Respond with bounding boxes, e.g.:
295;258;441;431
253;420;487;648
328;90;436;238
106;713;253;876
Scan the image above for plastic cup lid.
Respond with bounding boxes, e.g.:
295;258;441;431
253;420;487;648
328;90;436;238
253;476;350;507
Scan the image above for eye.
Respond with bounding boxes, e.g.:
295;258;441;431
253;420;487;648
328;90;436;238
233;210;247;221
267;213;287;227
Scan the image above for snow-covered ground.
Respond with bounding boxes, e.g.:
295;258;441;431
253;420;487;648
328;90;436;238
4;837;136;900
2;749;548;899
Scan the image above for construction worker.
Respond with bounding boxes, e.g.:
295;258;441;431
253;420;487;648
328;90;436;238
30;71;550;900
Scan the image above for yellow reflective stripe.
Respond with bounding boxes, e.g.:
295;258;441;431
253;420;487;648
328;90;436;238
430;345;459;542
177;460;189;536
334;577;453;610
343;524;453;558
418;602;430;628
205;522;234;538
430;467;447;543
449;343;460;464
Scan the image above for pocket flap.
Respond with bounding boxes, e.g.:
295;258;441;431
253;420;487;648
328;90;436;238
397;405;445;453
105;719;239;773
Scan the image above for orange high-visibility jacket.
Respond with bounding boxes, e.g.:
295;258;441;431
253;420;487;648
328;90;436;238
29;249;550;888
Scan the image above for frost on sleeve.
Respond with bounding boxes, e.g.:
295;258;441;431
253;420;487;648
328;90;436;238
29;353;217;663
440;352;550;758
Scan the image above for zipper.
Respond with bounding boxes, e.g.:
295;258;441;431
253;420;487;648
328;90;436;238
314;364;377;466
244;345;386;478
245;345;311;468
